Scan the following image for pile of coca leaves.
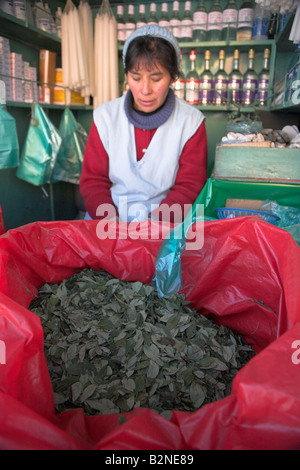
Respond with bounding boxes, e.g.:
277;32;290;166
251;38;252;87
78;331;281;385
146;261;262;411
30;268;256;419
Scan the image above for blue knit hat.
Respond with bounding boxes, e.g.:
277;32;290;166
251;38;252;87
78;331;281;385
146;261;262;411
122;24;181;70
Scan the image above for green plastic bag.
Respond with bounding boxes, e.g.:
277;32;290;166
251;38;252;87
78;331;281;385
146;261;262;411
153;204;215;297
51;108;88;184
16;104;62;186
0;105;20;169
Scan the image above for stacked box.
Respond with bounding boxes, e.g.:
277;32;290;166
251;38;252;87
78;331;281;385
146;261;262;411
10;52;23;102
29;66;38;103
0;36;12;101
23;60;31;103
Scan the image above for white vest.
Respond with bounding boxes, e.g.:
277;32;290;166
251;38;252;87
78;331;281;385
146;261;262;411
93;94;205;221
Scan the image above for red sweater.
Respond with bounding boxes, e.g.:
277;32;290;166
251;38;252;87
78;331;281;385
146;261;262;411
80;120;207;221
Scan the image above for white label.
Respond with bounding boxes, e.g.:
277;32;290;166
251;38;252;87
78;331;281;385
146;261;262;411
117;5;124;15
139;5;145;14
193;11;207;31
161;3;168;13
207;11;222;31
124;22;135;40
222;8;237;28
170;19;181;38
181;19;193;38
128;5;134;15
238;8;253;28
117;24;126;42
173;1;179;11
158;19;170;30
186;78;199;104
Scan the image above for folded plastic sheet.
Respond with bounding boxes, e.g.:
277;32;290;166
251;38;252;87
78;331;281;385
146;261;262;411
0;217;299;450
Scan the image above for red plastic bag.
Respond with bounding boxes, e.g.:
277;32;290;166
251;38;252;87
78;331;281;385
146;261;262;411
0;218;300;450
0;206;5;235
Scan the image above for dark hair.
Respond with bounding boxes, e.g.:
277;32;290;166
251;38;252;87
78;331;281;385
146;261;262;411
124;36;180;80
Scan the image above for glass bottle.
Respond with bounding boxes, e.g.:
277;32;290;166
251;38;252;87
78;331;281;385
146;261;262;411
124;4;136;41
158;3;170;30
148;2;158;26
181;1;193;42
241;49;258;105
213;49;228;105
136;4;147;29
172;51;185;100
116;5;126;44
257;48;270;106
199;50;213;105
185;50;199;105
237;0;254;41
169;1;181;42
252;3;271;40
222;0;238;41
207;0;223;42
192;0;207;42
228;49;243;104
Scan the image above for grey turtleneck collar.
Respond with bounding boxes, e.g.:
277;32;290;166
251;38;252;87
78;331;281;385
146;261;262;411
124;88;175;130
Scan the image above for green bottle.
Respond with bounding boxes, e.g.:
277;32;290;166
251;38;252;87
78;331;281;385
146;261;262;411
222;0;238;41
207;0;223;42
192;0;207;42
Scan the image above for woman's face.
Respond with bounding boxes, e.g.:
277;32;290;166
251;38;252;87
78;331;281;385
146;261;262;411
127;60;173;113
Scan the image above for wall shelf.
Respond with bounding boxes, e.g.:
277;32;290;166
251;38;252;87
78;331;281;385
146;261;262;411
0;10;61;54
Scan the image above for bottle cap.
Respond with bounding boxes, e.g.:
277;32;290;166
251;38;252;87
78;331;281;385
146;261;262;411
249;49;255;59
233;49;240;59
204;50;210;60
264;48;270;58
219;50;225;60
190;50;196;61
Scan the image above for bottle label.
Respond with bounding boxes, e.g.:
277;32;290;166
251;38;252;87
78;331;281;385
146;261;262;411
193;12;207;31
124;22;135;40
199;78;212;104
170;19;181;38
252;18;269;38
207;12;222;31
222;8;238;29
136;21;147;29
238;8;254;28
242;78;257;104
158;20;170;30
228;78;242;103
214;78;228;104
173;78;185;100
258;79;269;103
181;19;193;39
186;78;199;104
117;24;126;42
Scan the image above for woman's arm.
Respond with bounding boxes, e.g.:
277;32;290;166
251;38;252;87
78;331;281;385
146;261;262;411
79;121;116;220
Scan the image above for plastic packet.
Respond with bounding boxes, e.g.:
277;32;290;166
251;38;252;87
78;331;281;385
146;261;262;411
0;105;20;169
16;104;62;186
153;204;215;297
261;199;300;228
51;108;88;184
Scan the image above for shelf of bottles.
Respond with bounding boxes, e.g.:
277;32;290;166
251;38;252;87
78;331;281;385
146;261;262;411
116;0;294;112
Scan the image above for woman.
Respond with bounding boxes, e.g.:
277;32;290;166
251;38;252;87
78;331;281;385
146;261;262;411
80;24;207;223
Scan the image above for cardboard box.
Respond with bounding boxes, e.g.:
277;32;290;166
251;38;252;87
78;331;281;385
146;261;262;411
39;49;56;104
